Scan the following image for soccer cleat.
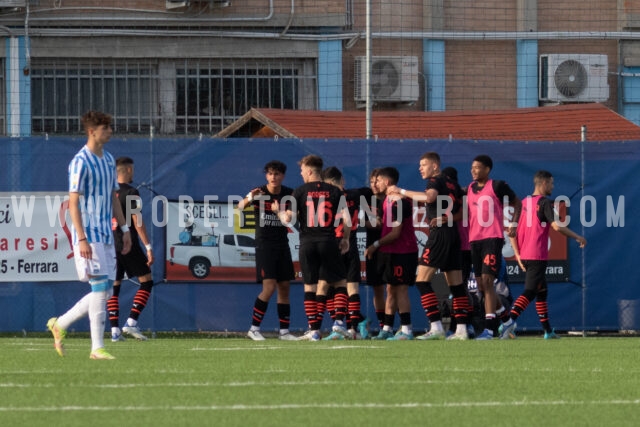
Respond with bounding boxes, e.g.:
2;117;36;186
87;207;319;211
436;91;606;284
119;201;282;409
247;330;266;341
89;348;116;360
416;330;445;341
323;331;345;340
46;317;66;357
357;318;370;340
299;330;321;341
278;332;299;341
499;320;517;340
544;329;560;340
387;331;414;341
475;329;494;340
122;325;148;341
332;320;349;338
111;330;126;342
372;330;395;340
446;331;469;341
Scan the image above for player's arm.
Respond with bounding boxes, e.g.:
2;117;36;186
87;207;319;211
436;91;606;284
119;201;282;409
508;234;525;271
132;209;154;266
338;206;351;254
272;199;293;225
69;191;92;259
364;219;403;259
496;181;521;237
237;187;262;210
389;185;436;204
112;190;132;255
551;222;587;248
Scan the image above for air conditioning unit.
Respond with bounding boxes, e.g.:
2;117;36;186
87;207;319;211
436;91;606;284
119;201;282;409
0;0;26;7
354;56;419;103
166;0;189;9
539;54;609;103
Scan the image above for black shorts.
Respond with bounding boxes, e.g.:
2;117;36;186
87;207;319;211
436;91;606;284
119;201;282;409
116;242;151;281
341;243;362;283
365;251;384;287
298;239;347;284
377;251;418;286
255;244;295;283
522;260;548;292
418;226;461;272
470;237;504;277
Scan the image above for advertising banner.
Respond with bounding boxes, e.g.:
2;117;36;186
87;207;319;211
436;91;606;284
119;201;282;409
0;192;77;281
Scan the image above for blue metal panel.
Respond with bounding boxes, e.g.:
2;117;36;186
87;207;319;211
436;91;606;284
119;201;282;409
317;40;342;111
423;39;445;111
516;40;538;108
1;137;639;333
5;36;31;137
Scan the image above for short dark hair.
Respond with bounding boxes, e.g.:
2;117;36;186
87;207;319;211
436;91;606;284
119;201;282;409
441;166;458;183
116;157;134;167
369;168;381;180
377;166;399;185
321;166;342;184
81;110;112;133
534;170;553;185
473;154;493;170
264;160;287;174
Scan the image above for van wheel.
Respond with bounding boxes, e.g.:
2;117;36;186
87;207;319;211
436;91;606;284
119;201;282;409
189;257;211;279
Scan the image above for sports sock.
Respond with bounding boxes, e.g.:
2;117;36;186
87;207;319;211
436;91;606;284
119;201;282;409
348;293;363;329
333;287;348;323
303;291;317;329
107;284;120;328
314;294;327;330
129;280;153;321
251;297;269;327
277;303;291;331
376;309;385;329
451;283;470;326
416;281;441;323
536;301;552;332
58;292;92;330
88;277;112;351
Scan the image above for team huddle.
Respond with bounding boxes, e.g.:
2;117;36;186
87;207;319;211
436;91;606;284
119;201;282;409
242;153;587;342
45;110;588;359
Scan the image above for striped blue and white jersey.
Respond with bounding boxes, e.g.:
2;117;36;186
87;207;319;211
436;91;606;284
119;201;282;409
68;145;119;244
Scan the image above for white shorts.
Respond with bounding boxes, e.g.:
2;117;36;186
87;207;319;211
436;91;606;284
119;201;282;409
74;242;117;282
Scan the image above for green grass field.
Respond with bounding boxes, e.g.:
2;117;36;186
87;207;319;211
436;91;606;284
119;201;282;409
1;335;639;426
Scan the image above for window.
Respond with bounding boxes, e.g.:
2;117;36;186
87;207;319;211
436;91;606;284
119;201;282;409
28;58;316;136
236;235;256;248
30;60;158;134
175;60;313;135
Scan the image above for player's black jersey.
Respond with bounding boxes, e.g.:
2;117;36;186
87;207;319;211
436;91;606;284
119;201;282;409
365;191;383;246
335;187;371;244
425;174;464;221
114;182;140;252
250;185;294;246
292;181;344;242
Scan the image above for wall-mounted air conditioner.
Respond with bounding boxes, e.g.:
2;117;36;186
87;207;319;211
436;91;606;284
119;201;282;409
354;56;419;103
166;0;189;9
539;54;609;103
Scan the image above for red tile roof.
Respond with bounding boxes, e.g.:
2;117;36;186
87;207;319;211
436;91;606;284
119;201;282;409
215;103;640;142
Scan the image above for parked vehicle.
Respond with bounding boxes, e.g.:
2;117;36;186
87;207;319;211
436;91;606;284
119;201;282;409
169;229;256;279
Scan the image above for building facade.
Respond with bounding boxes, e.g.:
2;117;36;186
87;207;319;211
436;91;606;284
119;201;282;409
1;0;640;136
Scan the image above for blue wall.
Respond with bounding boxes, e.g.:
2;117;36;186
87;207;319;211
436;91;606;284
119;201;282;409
1;137;638;333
